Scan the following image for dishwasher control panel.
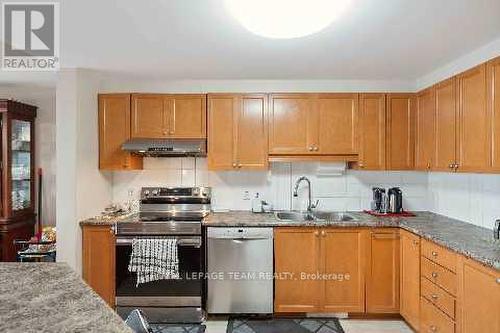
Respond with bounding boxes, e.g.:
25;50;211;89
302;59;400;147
207;227;273;239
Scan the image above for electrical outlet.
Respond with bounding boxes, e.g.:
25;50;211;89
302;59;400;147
243;190;250;200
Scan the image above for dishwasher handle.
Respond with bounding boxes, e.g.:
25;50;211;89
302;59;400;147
208;236;271;241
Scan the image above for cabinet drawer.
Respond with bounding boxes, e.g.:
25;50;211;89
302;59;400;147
421;297;455;333
422;239;457;272
421;257;457;296
421;276;456;320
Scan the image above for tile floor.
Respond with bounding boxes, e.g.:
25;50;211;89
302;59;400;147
204;319;414;333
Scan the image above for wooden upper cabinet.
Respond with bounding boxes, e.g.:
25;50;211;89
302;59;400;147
315;94;358;155
415;87;436;170
208;95;236;170
98;94;142;170
82;225;115;307
208;94;268;170
274;228;321;313
366;230;400;313
168;95;206;138
131;94;166;138
358;94;386;170
386;94;416;170
322;229;366;313
400;230;420;331
488;57;500;171
269;94;313;155
457;64;491;172
131;94;207;139
459;259;500;333
434;77;458;172
236;95;268;169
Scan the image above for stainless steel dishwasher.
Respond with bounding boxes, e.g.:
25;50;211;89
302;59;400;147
207;227;273;314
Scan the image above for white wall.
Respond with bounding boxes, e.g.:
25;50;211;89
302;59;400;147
111;158;429;213
0;85;56;226
56;69;112;273
428;172;500;230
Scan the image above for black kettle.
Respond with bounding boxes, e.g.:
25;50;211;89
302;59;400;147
388;187;403;213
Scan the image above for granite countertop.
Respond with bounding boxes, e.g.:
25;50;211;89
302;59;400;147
0;263;132;333
79;210;500;271
204;211;500;271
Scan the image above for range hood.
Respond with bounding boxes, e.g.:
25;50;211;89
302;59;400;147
121;138;206;157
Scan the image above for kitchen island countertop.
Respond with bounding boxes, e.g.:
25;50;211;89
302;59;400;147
0;262;132;333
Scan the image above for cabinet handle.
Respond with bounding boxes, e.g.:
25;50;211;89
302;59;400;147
454;163;459;170
321;230;326;237
430;294;438;300
314;231;320;237
496;278;500;284
427;162;431;170
448;163;454;169
431;251;438;257
169;130;174;135
238;163;242;168
359;162;364;168
232;162;237;168
429;325;437;332
431;272;438;278
314;146;319;151
412;240;419;246
308;146;314;151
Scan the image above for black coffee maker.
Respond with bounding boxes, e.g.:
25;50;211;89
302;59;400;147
388;187;403;213
371;187;386;212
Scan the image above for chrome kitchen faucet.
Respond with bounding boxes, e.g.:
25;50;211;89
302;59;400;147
293;176;318;212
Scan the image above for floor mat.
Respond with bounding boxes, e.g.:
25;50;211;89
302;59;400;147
150;323;206;333
227;317;345;333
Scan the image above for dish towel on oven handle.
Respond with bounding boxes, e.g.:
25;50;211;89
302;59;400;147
128;237;180;286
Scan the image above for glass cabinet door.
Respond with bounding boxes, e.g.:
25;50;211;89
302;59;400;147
11;119;31;211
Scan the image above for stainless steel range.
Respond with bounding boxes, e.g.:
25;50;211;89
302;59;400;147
114;186;211;324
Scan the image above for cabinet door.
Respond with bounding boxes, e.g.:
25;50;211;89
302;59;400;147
400;230;420;331
415;87;436;170
386;94;416;170
131;94;167;138
82;226;115;307
207;95;236;170
315;94;358;155
434;77;458;171
98;94;142;170
269;94;314;154
488;57;500;171
366;230;400;313
274;228;321;313
168;94;206;138
459;259;500;333
322;229;366;313
358;94;386;170
236;95;268;169
457;64;491;172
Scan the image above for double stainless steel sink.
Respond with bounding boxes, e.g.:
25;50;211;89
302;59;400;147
274;211;357;222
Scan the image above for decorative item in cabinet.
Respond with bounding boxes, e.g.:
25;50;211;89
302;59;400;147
0;100;37;261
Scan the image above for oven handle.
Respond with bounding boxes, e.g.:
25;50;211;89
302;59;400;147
115;236;202;248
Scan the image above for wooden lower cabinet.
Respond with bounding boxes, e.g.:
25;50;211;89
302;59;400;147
322;229;366;313
82;225;115;307
274;228;321;312
366;230;400;313
274;228;366;313
458;258;500;333
400;230;420;330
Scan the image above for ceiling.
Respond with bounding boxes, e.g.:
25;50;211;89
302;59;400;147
14;0;500;81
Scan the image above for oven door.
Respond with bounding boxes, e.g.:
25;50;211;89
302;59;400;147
115;236;203;323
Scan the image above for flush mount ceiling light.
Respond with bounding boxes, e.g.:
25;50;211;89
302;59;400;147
225;0;352;39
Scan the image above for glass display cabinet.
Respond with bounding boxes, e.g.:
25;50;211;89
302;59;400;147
0;100;37;261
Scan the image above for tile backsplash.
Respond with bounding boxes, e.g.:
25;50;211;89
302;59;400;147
111;158;429;213
110;157;500;230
